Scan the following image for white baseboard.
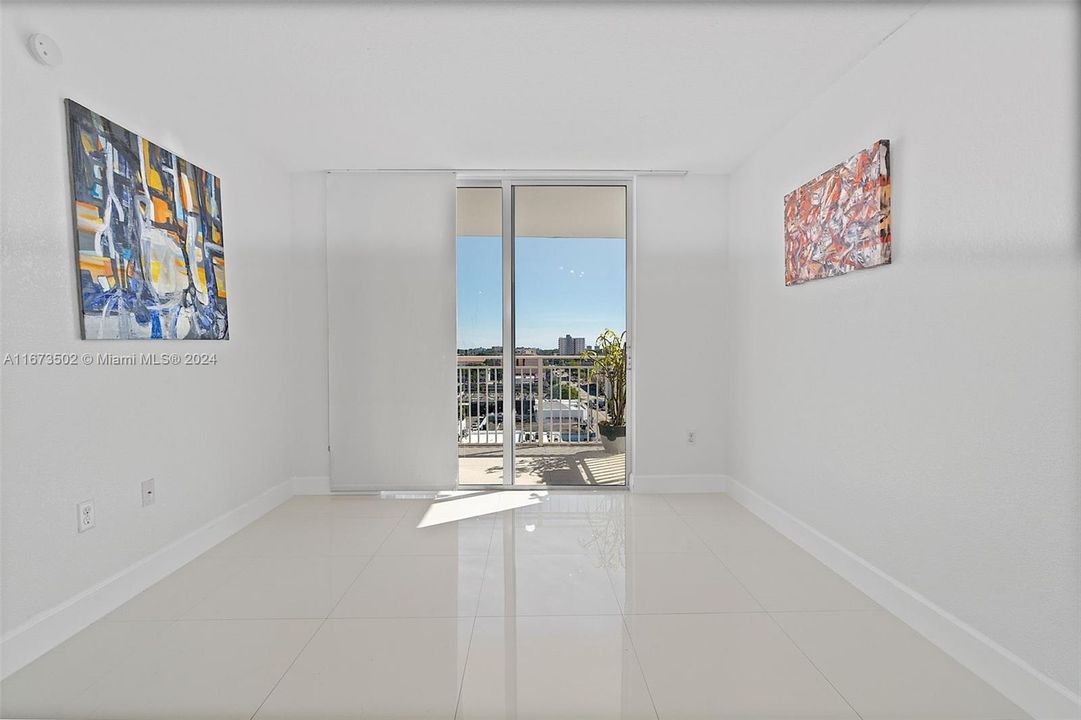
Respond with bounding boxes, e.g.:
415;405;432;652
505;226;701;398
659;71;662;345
291;475;331;495
725;478;1081;720
0;480;293;680
631;473;729;494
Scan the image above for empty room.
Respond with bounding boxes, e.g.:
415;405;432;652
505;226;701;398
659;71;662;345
0;1;1078;718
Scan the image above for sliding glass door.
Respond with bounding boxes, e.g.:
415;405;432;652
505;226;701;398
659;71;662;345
456;181;630;487
455;187;505;485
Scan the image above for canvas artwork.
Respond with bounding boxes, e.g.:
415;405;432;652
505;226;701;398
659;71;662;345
67;100;228;339
783;139;891;286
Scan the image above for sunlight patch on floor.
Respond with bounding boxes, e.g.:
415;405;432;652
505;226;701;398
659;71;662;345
416;490;549;527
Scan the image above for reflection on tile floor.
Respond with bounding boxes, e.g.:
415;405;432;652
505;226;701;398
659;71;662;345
1;492;1030;720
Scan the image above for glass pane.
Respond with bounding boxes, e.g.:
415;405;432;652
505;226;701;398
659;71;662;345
512;186;628;486
456;187;504;485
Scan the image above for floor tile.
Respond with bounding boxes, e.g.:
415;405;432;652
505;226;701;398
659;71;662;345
715;542;878;611
4;491;1029;720
104;555;241;621
457;615;657;719
332;554;486;618
609;552;762;614
492;513;614;555
624;515;709;553
330;517;403;555
253;618;471;719
477;553;622;616
205;513;330;558
0;621;167;719
81;619;320;720
623;493;677;516
208;513;398;558
378;517;494;556
682;504;799;555
183;555;369;619
412;490;548;525
396;496;474;522
530;491;628;515
774;610;1032;719
625;613;858;719
271;494;413;519
661;493;742;516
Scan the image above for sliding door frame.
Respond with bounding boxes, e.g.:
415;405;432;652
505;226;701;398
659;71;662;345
456;175;636;490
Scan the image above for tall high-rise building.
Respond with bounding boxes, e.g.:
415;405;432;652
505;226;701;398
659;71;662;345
558;334;586;355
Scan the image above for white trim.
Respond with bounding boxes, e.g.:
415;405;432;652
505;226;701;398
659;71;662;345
333;169;686;178
725;477;1081;720
630;473;729;494
291;476;331;495
500;179;514;486
329;484;456;494
625;178;637;482
0;480;292;680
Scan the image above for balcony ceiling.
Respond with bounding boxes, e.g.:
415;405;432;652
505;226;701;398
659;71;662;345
4;1;920;173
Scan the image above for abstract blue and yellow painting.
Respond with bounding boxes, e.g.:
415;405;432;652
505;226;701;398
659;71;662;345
66;100;228;339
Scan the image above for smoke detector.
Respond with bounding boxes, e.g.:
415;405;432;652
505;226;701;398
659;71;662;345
28;34;63;68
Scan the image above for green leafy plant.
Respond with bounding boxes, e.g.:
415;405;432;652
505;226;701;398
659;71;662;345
582;329;627;432
554;381;578;399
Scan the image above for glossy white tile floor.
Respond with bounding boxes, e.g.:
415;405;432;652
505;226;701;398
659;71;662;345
1;491;1030;720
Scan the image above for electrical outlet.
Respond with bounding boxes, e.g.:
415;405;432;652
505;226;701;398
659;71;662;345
141;478;155;507
687;430;697;445
77;500;95;532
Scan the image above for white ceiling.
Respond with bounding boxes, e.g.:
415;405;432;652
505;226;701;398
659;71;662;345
2;2;921;173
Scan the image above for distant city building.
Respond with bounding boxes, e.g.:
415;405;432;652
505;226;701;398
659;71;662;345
558;335;586;355
457;345;502;356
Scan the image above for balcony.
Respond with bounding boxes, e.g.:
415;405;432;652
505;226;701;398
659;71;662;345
457;356;626;485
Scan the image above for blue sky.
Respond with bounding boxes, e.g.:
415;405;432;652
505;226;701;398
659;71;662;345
456;236;626;349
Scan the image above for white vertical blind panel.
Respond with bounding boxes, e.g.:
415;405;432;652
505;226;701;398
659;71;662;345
326;172;457;491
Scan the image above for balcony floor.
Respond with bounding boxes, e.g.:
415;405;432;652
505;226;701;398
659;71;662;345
458;445;626;486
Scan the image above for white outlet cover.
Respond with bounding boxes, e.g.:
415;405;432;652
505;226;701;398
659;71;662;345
77;500;94;532
28;34;63;67
142;478;155;507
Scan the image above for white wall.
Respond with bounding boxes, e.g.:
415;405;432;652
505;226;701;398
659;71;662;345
726;2;1080;710
0;3;294;656
634;175;729;486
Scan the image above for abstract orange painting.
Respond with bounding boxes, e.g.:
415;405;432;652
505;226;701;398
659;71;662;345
784;140;891;285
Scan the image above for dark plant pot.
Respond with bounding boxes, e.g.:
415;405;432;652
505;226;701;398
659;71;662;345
598;424;626;455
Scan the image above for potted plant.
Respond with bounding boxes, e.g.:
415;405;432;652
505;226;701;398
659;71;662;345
582;329;627;454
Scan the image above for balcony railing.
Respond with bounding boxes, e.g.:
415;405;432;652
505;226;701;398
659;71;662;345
457;355;608;447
